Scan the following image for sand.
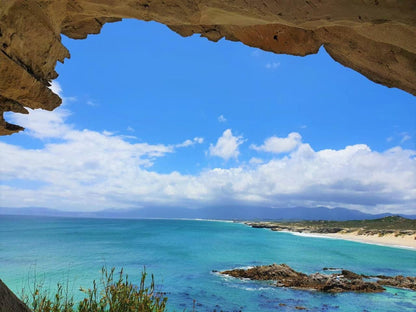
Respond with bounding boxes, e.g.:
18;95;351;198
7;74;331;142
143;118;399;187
314;231;416;250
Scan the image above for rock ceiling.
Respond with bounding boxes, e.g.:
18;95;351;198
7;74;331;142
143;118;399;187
0;0;415;135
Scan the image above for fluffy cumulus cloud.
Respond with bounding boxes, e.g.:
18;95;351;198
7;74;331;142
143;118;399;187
250;132;302;154
12;106;72;139
209;129;244;160
1;83;415;214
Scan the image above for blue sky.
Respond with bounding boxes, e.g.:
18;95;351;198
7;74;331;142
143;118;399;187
0;19;415;214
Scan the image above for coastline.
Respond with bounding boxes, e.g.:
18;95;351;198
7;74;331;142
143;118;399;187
287;230;416;250
243;217;416;250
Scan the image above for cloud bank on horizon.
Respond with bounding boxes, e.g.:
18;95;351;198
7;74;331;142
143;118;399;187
0;82;415;215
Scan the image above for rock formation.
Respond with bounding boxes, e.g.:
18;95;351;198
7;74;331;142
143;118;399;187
376;274;416;290
0;279;31;312
0;0;415;135
221;264;416;293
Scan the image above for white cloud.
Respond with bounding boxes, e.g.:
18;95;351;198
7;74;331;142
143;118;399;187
249;157;264;165
218;115;227;123
6;81;72;139
102;130;114;136
1;134;415;213
400;132;411;143
250;132;302;154
265;62;280;70
209;129;244;160
50;81;63;95
251;49;262;57
176;137;204;148
8;107;72;139
0;87;206;210
386;132;413;145
86;100;98;107
1;85;415;214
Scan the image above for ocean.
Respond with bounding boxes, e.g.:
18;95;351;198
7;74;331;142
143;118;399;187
0;215;415;311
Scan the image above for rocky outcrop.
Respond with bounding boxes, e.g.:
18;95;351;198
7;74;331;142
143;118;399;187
376;275;416;291
0;279;31;312
1;0;416;135
221;264;416;293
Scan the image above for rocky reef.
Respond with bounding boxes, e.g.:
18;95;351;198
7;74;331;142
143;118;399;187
221;264;416;293
1;0;416;135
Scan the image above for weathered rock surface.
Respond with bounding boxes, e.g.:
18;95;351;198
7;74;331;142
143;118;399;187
221;264;416;293
1;0;416;135
376;275;416;291
0;279;31;312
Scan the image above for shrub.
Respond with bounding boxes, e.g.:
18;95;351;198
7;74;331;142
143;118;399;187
21;267;168;312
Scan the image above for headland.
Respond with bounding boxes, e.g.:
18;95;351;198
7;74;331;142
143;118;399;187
244;216;416;249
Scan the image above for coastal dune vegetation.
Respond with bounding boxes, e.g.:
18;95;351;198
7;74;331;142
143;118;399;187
245;216;416;247
20;267;168;312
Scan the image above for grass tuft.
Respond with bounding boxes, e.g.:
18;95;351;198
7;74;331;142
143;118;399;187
21;267;168;312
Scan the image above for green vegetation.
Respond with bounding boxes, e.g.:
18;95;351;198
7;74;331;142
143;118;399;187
21;267;168;312
282;216;416;231
247;216;416;236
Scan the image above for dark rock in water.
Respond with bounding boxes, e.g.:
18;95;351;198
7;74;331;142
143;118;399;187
377;275;416;291
0;279;31;312
220;264;411;293
341;270;363;280
222;264;306;281
323;267;343;271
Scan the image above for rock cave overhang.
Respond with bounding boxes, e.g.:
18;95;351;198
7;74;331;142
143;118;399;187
0;0;415;135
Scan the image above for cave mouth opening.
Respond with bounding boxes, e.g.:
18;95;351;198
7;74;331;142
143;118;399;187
6;18;415;152
1;1;416;139
1;18;415;215
2;2;416;137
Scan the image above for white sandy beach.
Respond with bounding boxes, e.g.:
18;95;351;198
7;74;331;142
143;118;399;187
299;231;416;250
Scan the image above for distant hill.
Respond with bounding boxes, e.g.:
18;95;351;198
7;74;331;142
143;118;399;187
95;206;416;221
0;206;415;221
303;215;416;230
0;207;96;218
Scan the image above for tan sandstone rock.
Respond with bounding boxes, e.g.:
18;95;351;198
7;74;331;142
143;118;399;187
0;0;415;135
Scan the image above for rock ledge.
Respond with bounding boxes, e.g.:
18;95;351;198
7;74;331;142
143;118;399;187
1;0;416;135
221;264;416;293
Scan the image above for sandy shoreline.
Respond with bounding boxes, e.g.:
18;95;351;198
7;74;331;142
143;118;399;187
289;230;416;250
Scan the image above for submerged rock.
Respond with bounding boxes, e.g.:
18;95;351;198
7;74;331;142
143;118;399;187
221;264;415;293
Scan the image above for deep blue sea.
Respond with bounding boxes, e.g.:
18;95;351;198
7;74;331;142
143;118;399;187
0;215;415;311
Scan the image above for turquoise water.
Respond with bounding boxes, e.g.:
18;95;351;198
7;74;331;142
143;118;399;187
0;215;415;311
